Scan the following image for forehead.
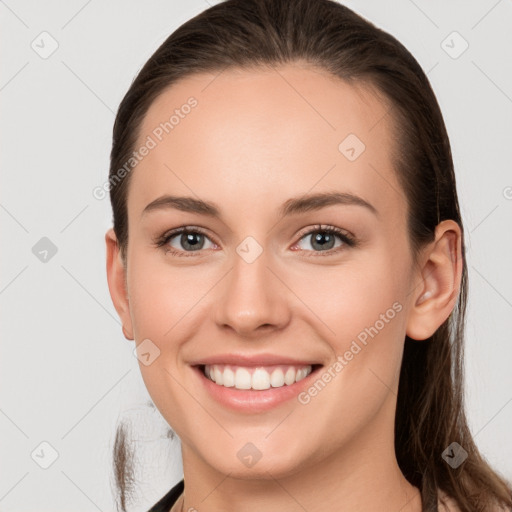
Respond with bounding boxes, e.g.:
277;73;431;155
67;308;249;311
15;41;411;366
128;63;405;223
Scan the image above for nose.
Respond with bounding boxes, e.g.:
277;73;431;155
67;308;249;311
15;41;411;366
213;248;292;339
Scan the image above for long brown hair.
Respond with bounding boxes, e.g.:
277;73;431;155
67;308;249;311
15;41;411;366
108;1;512;510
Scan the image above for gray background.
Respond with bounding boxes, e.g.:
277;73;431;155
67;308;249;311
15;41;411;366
1;1;511;511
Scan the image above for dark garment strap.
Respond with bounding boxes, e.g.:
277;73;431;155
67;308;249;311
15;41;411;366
147;479;184;512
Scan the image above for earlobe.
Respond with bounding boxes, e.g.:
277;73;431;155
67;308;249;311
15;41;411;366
105;228;134;340
122;325;133;341
406;220;463;341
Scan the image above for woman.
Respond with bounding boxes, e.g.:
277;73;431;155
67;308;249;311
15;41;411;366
104;0;512;510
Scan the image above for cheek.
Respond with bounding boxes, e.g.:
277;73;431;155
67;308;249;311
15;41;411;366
127;248;209;340
291;248;406;340
296;249;408;394
125;254;207;429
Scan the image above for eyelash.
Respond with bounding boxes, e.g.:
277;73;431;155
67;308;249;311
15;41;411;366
153;224;357;258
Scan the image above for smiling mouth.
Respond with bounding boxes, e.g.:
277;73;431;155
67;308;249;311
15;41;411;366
199;364;322;391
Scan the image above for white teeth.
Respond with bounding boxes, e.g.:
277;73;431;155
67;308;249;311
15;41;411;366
270;368;285;387
284;367;296;385
223;367;235;387
252;368;271;390
235;367;252;389
213;366;224;385
204;364;313;390
296;368;309;382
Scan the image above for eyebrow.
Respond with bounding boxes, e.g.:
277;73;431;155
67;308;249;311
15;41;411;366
141;191;378;219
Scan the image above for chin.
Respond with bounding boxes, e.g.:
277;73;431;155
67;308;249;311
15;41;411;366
199;444;307;480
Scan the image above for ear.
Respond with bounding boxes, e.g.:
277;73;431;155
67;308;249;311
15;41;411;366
406;219;463;341
105;228;134;340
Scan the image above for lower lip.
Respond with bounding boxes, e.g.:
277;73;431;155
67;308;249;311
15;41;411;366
193;365;322;413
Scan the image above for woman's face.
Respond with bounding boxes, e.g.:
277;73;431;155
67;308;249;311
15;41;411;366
108;64;433;479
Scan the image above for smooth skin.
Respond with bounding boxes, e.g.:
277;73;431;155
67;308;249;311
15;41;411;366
106;63;462;512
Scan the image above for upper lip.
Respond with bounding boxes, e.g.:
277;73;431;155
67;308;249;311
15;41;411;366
189;353;322;367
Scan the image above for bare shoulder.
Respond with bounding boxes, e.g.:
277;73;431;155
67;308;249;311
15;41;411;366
438;489;511;512
437;490;461;512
